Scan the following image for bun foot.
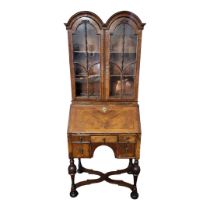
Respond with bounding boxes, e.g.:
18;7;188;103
130;191;139;199
70;190;78;198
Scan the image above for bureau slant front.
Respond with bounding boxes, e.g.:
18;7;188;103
65;11;145;199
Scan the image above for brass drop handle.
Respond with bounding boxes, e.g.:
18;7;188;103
102;138;106;143
80;137;83;142
125;144;128;153
79;147;84;154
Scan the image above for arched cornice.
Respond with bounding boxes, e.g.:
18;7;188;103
65;11;104;30
105;11;145;30
65;11;145;30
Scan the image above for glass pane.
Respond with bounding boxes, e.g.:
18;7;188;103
124;24;137;53
75;76;87;97
89;63;100;97
88;53;99;69
110;63;121;75
110;24;124;53
124;53;136;68
74;63;87;76
122;76;134;97
86;24;99;53
110;76;121;97
110;54;122;73
73;23;86;52
109;22;137;98
123;63;135;75
72;20;100;98
88;76;100;97
89;63;100;75
73;52;86;68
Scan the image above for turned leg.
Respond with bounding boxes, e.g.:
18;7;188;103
127;158;133;174
77;158;83;173
68;158;78;197
131;159;140;199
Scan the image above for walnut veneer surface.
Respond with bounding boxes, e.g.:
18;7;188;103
65;11;145;199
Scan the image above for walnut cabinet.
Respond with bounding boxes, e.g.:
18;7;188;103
65;11;145;199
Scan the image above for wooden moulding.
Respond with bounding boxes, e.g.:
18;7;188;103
65;11;146;30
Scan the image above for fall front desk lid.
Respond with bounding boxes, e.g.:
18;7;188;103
68;104;141;134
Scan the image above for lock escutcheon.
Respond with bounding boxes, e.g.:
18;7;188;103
102;107;108;113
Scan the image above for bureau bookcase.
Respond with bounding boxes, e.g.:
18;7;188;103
65;11;145;199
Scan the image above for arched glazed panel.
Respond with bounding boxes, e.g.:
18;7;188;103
65;12;103;100
106;13;143;99
65;11;145;101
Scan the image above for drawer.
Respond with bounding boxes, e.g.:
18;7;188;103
70;135;90;143
72;143;90;158
117;143;135;158
91;135;117;143
118;135;136;143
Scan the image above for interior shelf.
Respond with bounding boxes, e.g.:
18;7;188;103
110;75;135;76
110;52;136;54
74;51;100;53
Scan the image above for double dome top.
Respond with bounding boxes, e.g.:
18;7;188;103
65;11;145;30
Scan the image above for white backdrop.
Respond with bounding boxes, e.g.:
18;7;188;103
0;0;210;209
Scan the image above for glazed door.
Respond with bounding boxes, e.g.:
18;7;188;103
68;17;104;100
105;17;142;101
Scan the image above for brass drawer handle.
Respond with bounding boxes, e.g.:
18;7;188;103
80;137;83;142
124;144;128;153
120;136;130;142
79;148;84;154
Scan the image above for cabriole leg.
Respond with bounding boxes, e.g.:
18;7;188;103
68;158;78;197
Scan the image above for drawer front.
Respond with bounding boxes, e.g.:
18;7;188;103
117;143;135;158
72;143;90;158
91;135;117;143
70;135;90;143
118;135;136;143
